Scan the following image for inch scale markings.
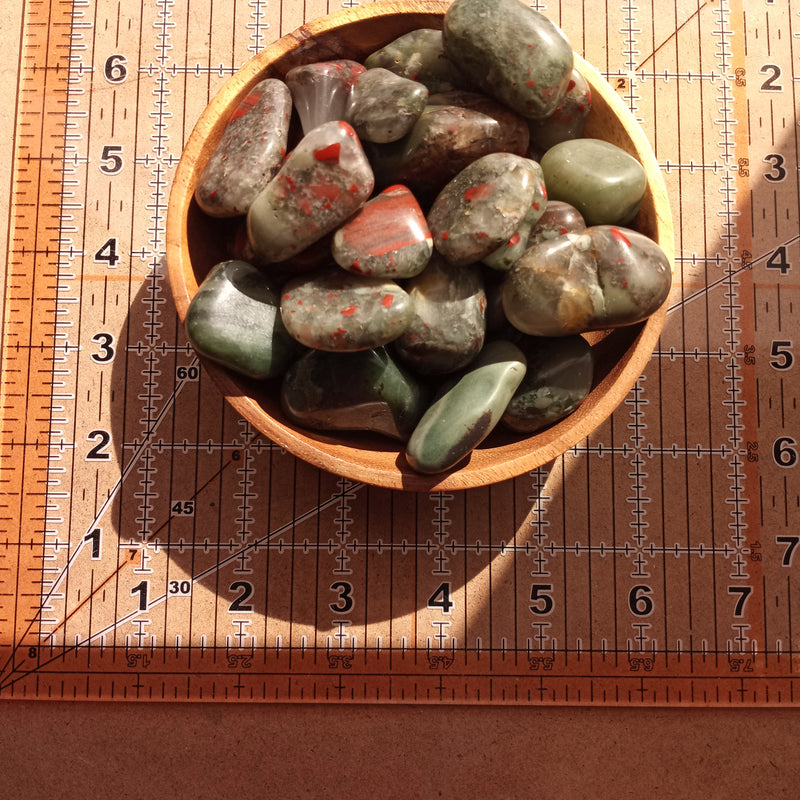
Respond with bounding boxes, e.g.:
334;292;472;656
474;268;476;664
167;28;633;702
1;0;799;703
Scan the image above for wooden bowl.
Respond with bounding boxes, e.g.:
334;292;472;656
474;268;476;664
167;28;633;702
166;0;674;492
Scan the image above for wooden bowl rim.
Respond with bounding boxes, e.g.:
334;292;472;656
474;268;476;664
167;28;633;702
165;0;675;492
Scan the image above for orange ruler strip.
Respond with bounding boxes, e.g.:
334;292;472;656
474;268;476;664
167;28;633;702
1;0;798;705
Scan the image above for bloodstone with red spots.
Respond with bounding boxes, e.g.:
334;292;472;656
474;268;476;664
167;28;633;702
280;269;413;352
247;120;374;265
194;78;292;217
332;185;433;278
502;225;672;336
427;152;540;265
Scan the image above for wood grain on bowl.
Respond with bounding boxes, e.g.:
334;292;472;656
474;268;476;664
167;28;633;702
166;0;674;492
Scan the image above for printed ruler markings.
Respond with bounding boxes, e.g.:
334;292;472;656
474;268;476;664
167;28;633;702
3;0;800;703
0;0;74;679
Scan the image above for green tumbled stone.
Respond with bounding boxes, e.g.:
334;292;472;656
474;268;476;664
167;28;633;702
405;340;527;474
443;0;573;119
502;335;594;433
280;269;413;352
540;139;647;226
394;254;486;375
186;260;301;379
345;68;429;143
502;225;672;336
364;29;469;93
281;347;430;441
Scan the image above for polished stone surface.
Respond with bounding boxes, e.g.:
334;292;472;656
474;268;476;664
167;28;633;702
186;260;301;378
502;334;594;432
332;184;432;278
526;200;586;250
364;97;529;203
428;152;540;265
284;59;365;135
502;225;672;336
528;68;592;157
345;67;429;143
482;160;548;271
540;138;647;226
394;254;486;375
443;0;573;119
281;346;429;441
247;120;374;264
280;268;412;352
364;28;468;93
194;78;292;217
405;339;527;474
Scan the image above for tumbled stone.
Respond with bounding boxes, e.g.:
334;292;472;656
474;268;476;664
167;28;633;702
345;68;429;143
528;68;592;157
482;160;548;271
443;0;573;119
502;335;594;432
194;78;292;217
428;153;540;265
332;185;432;278
364;28;469;93
393;254;486;375
281;347;429;441
526;200;586;250
540;139;647;226
185;260;301;379
405;339;527;474
502;225;672;336
284;60;365;135
247;121;374;264
280;269;412;352
365;98;529;203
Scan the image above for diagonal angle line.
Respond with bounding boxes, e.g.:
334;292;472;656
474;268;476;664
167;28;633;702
667;234;800;315
635;2;711;71
0;355;200;682
0;482;364;689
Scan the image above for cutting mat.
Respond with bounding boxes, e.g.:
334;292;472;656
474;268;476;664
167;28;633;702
1;0;798;705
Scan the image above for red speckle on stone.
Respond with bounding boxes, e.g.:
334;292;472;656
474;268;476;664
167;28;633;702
283;294;291;299
412;72;419;81
464;183;493;202
341;305;358;316
228;91;261;122
532;201;540;211
509;232;521;247
560;227;568;234
540;182;547;199
208;190;217;199
336;328;346;334
309;183;341;201
348;184;360;194
526;80;536;88
622;281;628;287
477;232;489;239
567;80;576;92
381;294;394;308
299;198;313;216
441;232;449;240
314;142;341;163
610;227;632;247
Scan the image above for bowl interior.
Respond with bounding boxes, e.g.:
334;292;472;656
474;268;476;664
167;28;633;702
166;1;674;492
